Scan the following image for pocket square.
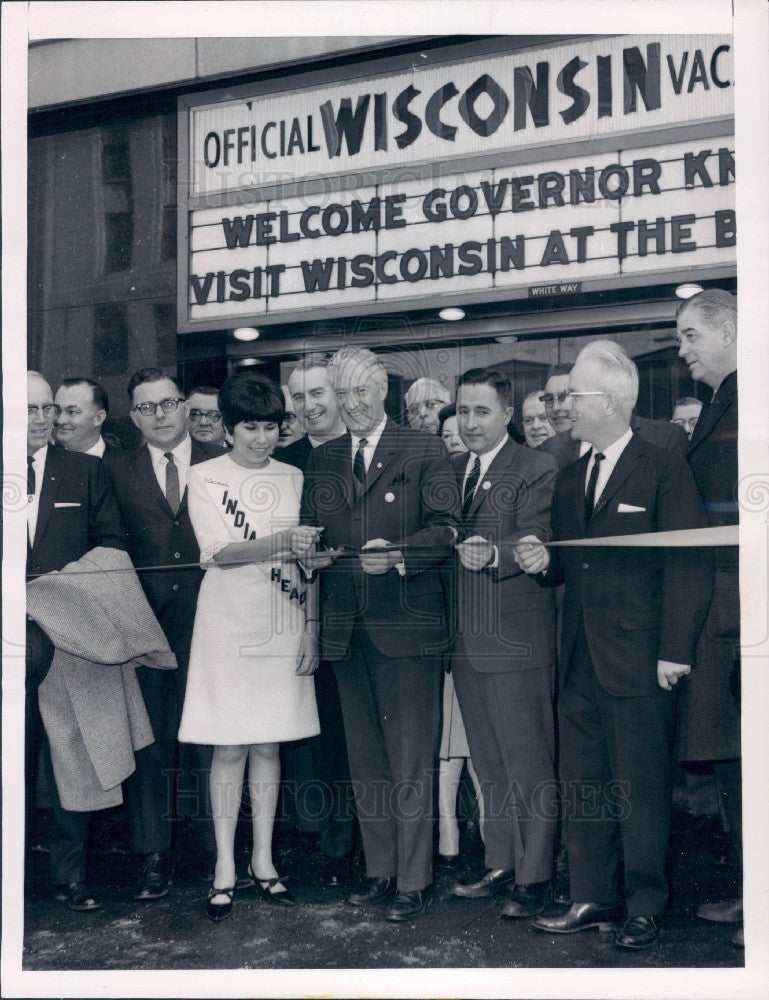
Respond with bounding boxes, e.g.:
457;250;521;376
53;502;82;508
389;474;410;486
617;503;645;513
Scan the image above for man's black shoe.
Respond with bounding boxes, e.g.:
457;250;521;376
385;890;429;922
347;876;397;906
615;915;661;950
532;901;623;934
322;854;352;887
133;852;172;901
54;882;102;912
451;868;516;899
500;881;550;919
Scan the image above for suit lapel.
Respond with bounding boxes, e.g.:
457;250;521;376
464;437;513;523
360;420;402;499
31;445;64;554
325;432;355;508
590;434;644;522
687;375;736;458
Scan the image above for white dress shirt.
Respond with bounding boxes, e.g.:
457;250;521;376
583;427;633;504
85;437;106;458
27;444;49;547
350;415;388;473
147;435;192;499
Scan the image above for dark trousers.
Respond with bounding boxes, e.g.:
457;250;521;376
124;664;215;857
26;690;91;885
312;661;356;858
559;627;675;918
452;648;557;883
333;625;441;892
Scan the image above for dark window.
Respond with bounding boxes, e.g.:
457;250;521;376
104;212;133;273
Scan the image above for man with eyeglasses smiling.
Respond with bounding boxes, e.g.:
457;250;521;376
186;386;227;447
404;377;452;435
103;368;226;905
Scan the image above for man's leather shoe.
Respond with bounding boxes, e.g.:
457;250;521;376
133;852;172;901
452;868;516;899
55;882;102;912
322;854;352;887
347;876;397;906
697;898;743;923
500;881;550;919
615;915;661;950
385;890;429;922
532;901;623;934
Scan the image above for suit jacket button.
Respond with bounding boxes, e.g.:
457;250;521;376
172;583;179;591
174;552;181;559
173;521;179;527
582;562;589;569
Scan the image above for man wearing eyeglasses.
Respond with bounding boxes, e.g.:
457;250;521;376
538;363;687;470
103;368;226;903
186;385;227;447
404;377;452;435
26;371;125;912
514;342;711;951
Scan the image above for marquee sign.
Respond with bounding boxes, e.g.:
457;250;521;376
185;35;732;199
185;137;735;325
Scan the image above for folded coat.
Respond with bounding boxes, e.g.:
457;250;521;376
26;546;177;812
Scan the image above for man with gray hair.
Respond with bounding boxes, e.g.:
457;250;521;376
292;345;459;921
514;340;711;950
404;376;452;435
674;288;742;942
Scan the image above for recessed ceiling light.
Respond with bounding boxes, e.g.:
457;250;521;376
237;358;261;366
233;327;260;341
494;335;519;344
438;307;465;321
674;283;704;299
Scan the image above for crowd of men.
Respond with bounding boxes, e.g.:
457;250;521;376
25;287;741;950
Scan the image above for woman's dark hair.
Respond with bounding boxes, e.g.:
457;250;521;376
437;403;457;437
218;372;285;433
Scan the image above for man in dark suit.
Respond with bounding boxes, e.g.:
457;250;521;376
447;369;558;920
674;289;742;939
54;377;117;459
515;341;711;950
26;371;126;910
104;368;225;901
292;346;459;922
280;354;355;887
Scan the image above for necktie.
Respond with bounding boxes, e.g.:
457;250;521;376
462;455;481;519
584;451;605;521
164;451;181;513
27;454;36;499
352;438;368;494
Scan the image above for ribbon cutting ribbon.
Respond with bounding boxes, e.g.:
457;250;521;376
24;525;738;579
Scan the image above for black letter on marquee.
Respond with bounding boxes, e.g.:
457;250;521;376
596;55;613;119
459;75;510;138
222;215;255;249
684;150;713;188
710;45;731;89
718;147;735;186
320;95;372;158
687;50;710;93
557;56;590;126
540;230;569;266
623;43;661;114
393;85;423;150
714;209;736;248
513;64;550;131
426;82;460;141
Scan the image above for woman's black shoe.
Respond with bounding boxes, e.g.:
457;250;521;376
205;885;235;922
247;864;296;907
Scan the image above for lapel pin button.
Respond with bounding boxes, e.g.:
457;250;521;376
384;492;395;503
377;462;382;468
482;480;491;490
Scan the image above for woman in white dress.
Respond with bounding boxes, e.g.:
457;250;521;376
179;373;321;921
